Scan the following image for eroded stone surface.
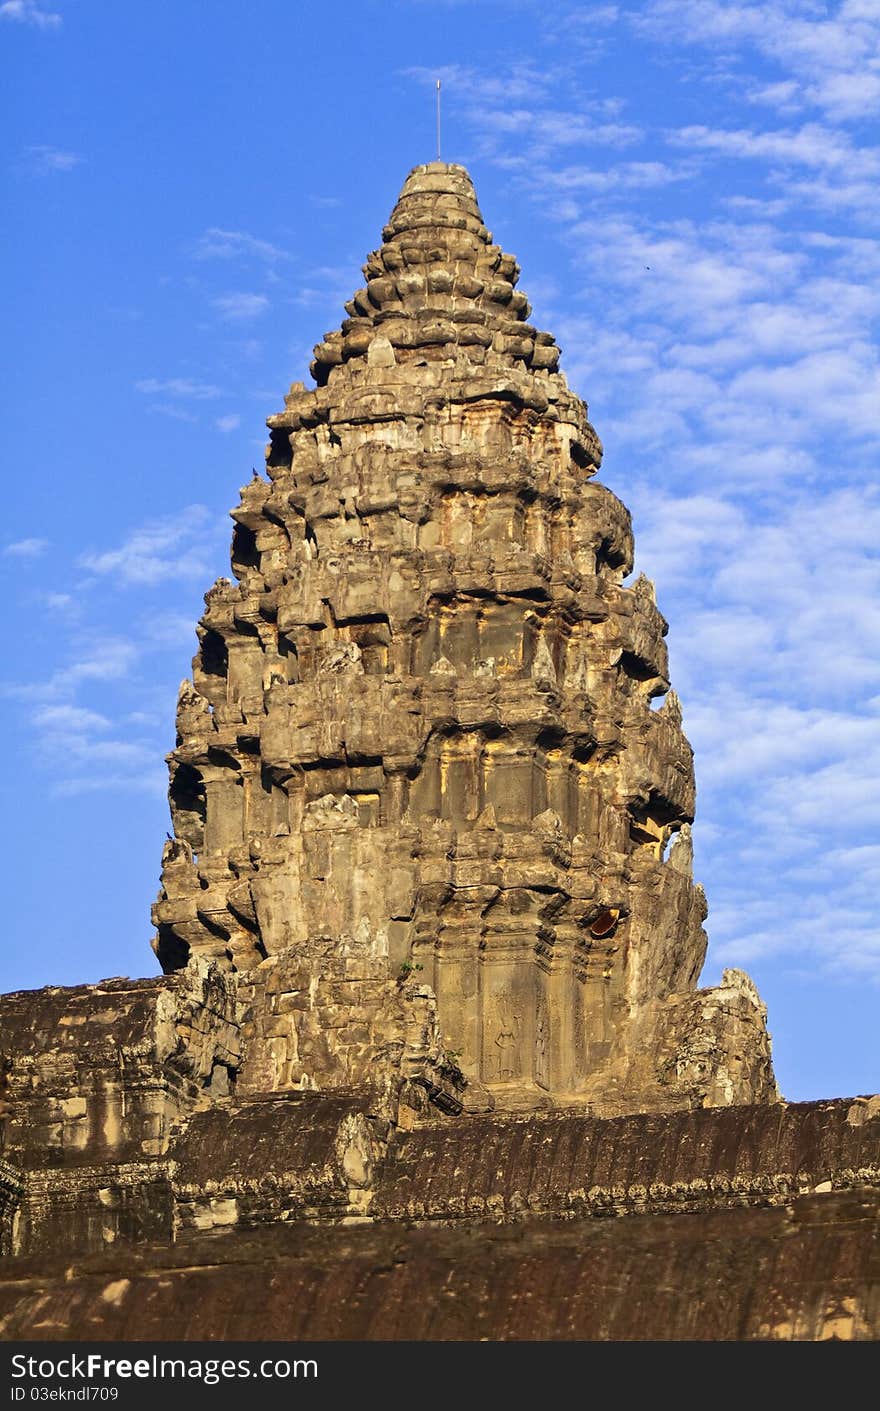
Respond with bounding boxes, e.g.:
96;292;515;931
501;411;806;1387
0;964;239;1256
1;1189;877;1341
152;163;776;1116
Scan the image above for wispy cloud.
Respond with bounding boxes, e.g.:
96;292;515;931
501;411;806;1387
4;537;48;558
144;403;198;423
556;210;880;463
0;0;61;29
31;696;160;796
25;145;81;172
406;59;636;166
44;591;77;613
215;413;241;433
633;0;880;120
79;505;224;587
141;612;198;649
212;292;269;321
624;477;880;982
404;60;561;108
668;121;880;218
134;377;222;425
290;265;361;310
34;703;110;734
523;159;694;195
195;228;289;263
134;377;222;400
55;769;165;797
671;120;879;176
4;516;220;797
67;637;138;684
2;636;137;704
477;107;641;159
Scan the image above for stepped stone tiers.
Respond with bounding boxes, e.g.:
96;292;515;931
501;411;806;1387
153;162;774;1118
3;163;876;1344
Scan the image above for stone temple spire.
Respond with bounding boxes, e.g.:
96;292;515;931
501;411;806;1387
153;163;776;1117
310;163;567;388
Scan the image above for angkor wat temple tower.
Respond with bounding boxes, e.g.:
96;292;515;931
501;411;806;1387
153;163;775;1119
4;164;879;1344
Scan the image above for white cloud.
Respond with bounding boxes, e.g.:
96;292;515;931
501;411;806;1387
145;403;198;423
3;635;140;703
727;349;880;437
634;0;880;120
668;123;880;216
79;505;222;587
34;704;110;734
0;1;61;29
67;638;138;683
525;160;693;194
215;413;241;433
689;696;880;787
195;228;288;263
746;78;801;114
34;712;158;781
44;591;76;612
212;292;269;321
404;61;561;107
4;537;48;558
141;613;198;648
28;695;160;795
784;172;880;221
554;208;880;483
290;265;359;311
813;67;880;119
134;377;221;400
569;211;805;320
408;59;646;169
554;3;619;28
671;120;878;176
55;769;166;797
478;107;641;156
606;464;880;984
26;145;80;172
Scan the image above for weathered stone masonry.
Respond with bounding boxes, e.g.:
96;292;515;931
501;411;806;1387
2;162;876;1342
153;162;775;1118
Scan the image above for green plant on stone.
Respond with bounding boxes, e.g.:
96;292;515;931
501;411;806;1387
397;959;424;982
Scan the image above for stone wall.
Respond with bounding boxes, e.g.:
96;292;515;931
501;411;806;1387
1;1190;876;1341
2;1007;876;1255
0;964;239;1256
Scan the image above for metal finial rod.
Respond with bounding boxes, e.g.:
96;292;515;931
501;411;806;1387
436;79;441;161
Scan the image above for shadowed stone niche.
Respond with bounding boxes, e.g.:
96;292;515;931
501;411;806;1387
151;163;776;1119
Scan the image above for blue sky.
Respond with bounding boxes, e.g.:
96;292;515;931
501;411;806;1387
1;0;878;1101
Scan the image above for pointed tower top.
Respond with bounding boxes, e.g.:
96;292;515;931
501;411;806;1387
308;162;566;388
383;163;485;241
